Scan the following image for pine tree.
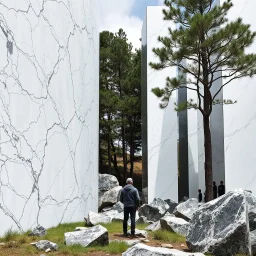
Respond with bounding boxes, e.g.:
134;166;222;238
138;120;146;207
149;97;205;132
150;0;256;201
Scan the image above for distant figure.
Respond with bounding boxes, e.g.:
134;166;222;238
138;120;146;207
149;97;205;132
218;181;225;197
198;189;202;202
120;178;140;237
213;181;217;199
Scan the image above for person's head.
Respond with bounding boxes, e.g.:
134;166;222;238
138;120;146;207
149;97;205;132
213;181;216;185
198;189;201;193
220;181;224;185
126;178;133;185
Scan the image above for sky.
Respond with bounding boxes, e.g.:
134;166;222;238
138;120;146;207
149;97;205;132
100;0;164;49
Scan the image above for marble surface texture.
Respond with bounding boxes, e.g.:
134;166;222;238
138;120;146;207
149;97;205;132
0;0;99;235
222;0;256;194
144;7;178;203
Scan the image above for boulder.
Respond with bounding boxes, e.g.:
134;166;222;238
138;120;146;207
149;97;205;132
103;210;124;222
136;216;148;224
101;206;113;212
251;230;256;255
160;215;189;237
142;187;148;204
186;189;251;256
122;243;205;256
145;221;161;231
127;229;148;238
99;186;122;211
138;198;169;222
87;211;112;226
99;174;119;191
29;225;46;237
245;190;256;231
112;201;124;213
164;199;178;214
65;225;108;247
173;198;198;221
34;240;58;251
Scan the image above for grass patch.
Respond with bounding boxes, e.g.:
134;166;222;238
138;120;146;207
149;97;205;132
153;230;186;243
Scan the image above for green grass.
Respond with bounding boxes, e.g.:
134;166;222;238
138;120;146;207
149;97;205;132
152;230;186;243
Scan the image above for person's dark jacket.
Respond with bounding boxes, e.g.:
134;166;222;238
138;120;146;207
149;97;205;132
218;184;225;196
213;185;217;198
120;184;140;208
198;192;202;202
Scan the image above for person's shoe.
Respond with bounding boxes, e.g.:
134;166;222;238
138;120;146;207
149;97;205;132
123;233;128;237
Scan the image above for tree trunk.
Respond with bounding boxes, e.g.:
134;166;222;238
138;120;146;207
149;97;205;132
107;115;112;173
122;122;127;185
110;139;120;179
203;115;213;202
129;118;134;178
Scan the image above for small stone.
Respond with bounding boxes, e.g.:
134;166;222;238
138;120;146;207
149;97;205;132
45;248;51;252
29;225;47;237
142;239;150;243
34;240;58;251
161;244;173;248
0;243;5;246
180;243;186;247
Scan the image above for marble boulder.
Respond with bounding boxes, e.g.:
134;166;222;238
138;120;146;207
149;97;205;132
99;174;119;191
186;190;251;256
173;198;198;221
99;186;122;211
34;240;58;251
112;201;124;213
145;221;161;231
65;225;108;247
142;187;148;204
251;230;256;255
122;243;205;256
138;198;169;222
87;211;112;226
29;225;46;237
245;190;256;231
160;215;190;237
164;199;178;214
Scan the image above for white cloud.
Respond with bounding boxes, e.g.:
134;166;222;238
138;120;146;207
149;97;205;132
100;0;142;50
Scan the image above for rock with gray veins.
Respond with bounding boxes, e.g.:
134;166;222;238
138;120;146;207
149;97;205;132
164;199;178;214
160;215;189;237
186;189;251;256
65;225;108;247
99;186;122;211
136;216;148;224
87;211;112;226
122;243;205;256
173;198;198;221
138;198;169;222
245;190;256;231
251;229;256;255
29;225;47;237
112;201;124;213
127;229;148;238
142;187;148;204
34;240;58;251
99;174;119;191
103;209;124;222
145;221;161;231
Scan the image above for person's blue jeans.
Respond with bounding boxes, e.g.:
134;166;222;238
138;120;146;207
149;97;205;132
123;206;136;235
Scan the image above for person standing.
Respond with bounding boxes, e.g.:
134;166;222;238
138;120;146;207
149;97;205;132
120;178;140;237
218;181;225;197
213;181;217;199
198;189;202;202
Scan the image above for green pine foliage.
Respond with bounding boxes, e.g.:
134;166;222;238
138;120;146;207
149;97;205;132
99;30;141;184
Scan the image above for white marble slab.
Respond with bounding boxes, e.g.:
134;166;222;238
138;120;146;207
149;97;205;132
222;0;256;194
144;7;178;203
0;0;99;234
